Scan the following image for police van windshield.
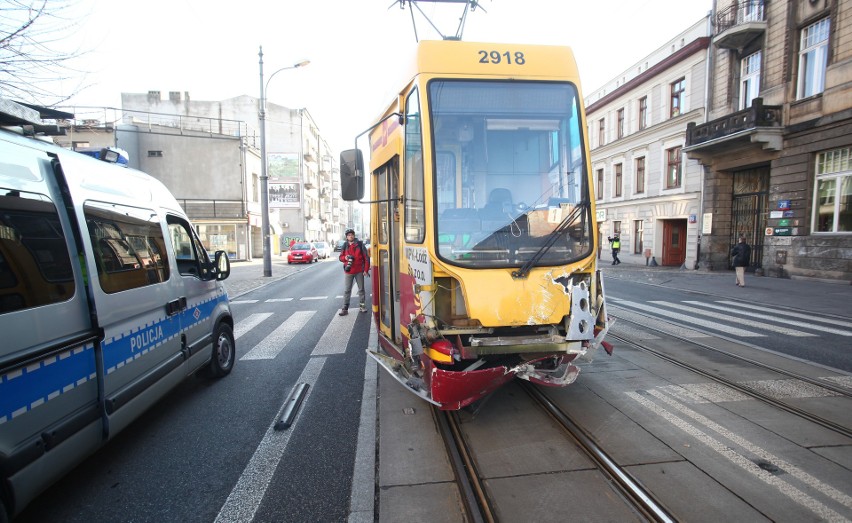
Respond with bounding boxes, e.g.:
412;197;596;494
430;80;592;268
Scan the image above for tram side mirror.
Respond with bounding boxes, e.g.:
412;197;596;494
340;149;364;201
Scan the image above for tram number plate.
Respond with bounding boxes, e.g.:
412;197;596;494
478;50;526;65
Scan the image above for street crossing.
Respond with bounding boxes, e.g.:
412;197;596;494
609;297;852;340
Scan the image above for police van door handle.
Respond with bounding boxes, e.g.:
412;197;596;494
166;297;187;316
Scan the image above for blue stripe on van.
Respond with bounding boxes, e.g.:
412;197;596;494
0;343;96;424
1;292;230;424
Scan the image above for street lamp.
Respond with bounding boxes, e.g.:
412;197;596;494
258;45;309;277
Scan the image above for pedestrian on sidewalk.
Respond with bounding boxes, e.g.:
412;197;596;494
338;229;370;315
731;235;751;287
607;234;621;265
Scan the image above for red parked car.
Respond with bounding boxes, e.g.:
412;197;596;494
287;242;319;264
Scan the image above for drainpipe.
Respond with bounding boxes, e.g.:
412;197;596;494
697;8;715;270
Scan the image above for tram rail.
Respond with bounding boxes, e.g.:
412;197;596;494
434;389;677;522
609;312;852;440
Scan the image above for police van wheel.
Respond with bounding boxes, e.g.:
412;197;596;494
209;323;235;378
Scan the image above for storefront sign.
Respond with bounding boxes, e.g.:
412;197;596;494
778;219;790;226
783;210;795;218
769;210;783;219
595;209;606;222
773;227;792;236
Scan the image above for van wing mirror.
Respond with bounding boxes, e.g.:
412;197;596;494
340;149;364;201
214;250;231;281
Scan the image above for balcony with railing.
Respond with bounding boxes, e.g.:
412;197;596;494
714;0;766;50
685;98;783;153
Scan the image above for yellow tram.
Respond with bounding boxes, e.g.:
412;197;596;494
340;40;612;410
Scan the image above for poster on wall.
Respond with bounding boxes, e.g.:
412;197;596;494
270;182;300;208
268;152;299;182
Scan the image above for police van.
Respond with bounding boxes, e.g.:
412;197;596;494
0;100;235;520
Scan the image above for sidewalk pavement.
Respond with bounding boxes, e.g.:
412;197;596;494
221;256;851;318
223;255;312;299
600;261;851;318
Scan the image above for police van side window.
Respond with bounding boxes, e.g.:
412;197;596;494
84;202;170;294
0;188;76;314
167;216;209;277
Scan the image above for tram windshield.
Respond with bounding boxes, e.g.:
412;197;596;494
430;80;592;268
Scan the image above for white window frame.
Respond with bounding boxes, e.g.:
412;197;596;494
797;18;830;100
740;51;761;110
812;147;851;234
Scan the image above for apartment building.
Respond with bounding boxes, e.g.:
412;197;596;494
686;0;851;281
586;18;712;268
121;92;349;255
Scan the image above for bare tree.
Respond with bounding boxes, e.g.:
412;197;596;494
0;0;87;105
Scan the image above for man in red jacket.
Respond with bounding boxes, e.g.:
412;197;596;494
338;229;370;315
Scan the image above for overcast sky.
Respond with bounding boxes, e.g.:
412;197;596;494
58;0;711;153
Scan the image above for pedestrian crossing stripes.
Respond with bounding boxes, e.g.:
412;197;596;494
234;313;273;340
649;301;817;337
610;297;852;339
241;311;316;361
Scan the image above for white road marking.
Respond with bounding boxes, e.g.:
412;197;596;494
240;311;315;361
650;301;816;337
300;296;327;301
230;299;259;304
215;356;326;523
627;389;852;521
265;298;293;303
608;305;711;338
612;300;763;337
348;324;378;523
311;309;358;356
715;301;852;330
696;301;852;336
234;313;273;340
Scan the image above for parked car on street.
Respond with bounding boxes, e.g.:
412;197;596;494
314;241;330;259
287;242;319;264
334;240;346;252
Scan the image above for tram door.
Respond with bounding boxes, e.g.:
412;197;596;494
376;158;402;345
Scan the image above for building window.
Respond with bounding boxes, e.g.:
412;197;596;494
638;96;648;130
613;220;621;235
740;51;761;109
670;78;685;117
614;163;622;197
814;147;851;233
596;168;604;200
665;146;682;189
633;220;644;254
617;108;625;139
635;157;645;194
798;18;830;99
598;118;605;146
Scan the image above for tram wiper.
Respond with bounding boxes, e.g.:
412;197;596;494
511;201;589;280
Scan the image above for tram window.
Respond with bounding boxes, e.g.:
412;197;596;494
0;188;76;314
404;87;425;243
85;202;170;293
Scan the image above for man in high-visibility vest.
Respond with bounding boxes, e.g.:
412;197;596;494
607;234;621;265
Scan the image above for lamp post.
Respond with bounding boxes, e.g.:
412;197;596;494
258;46;309;277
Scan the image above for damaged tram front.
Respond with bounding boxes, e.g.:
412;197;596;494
341;40;611;410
